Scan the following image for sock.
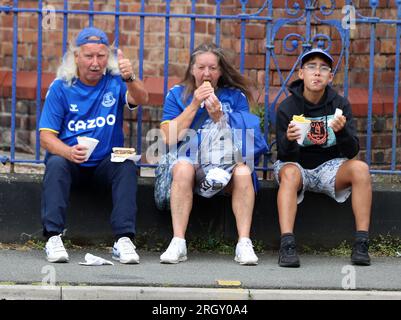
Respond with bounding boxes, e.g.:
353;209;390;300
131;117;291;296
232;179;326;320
280;233;295;246
173;236;186;243
355;230;369;241
238;237;251;243
44;230;61;240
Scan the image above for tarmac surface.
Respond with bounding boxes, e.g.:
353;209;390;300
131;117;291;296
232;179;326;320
1;248;401;300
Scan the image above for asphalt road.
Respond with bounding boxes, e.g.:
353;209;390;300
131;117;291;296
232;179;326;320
1;248;400;292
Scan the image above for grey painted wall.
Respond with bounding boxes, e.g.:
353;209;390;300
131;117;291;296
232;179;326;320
0;174;400;248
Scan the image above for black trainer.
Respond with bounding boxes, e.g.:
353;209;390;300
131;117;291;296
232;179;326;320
278;241;300;268
351;239;371;266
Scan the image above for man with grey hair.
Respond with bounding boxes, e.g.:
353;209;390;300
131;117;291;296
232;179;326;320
39;27;148;264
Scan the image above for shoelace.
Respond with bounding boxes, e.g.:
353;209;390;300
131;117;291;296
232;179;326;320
49;236;65;250
283;243;297;255
167;240;180;251
354;241;369;252
165;240;184;255
118;239;136;254
238;241;255;256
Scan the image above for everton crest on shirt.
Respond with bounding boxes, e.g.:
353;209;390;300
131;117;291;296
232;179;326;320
300;115;337;147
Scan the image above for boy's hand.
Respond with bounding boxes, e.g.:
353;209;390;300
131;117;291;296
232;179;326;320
330;115;346;132
286;122;301;142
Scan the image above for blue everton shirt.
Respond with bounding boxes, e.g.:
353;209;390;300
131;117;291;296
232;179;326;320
161;84;262;191
39;72;129;166
161;85;250;127
161;84;250;159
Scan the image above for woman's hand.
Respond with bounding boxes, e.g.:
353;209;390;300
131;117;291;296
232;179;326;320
192;81;215;107
204;93;223;122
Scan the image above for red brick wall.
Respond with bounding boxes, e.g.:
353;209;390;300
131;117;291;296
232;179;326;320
1;0;399;89
0;0;400;169
1;95;400;170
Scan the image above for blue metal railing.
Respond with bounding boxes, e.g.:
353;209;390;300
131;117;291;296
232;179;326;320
0;0;400;174
36;0;43;164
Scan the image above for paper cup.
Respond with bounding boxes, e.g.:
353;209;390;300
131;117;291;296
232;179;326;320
291;121;311;145
77;136;99;161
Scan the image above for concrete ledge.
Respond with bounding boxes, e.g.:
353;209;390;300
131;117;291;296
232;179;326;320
2;285;401;300
62;286;250;300
0;285;61;300
1;174;401;247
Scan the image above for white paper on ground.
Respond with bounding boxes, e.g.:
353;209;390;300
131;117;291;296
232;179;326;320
79;253;114;266
110;153;141;163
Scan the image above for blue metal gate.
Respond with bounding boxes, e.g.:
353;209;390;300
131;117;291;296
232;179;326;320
0;0;400;174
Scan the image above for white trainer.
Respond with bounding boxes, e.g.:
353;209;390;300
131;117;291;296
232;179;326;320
45;234;69;263
160;237;187;264
234;238;258;265
112;237;140;264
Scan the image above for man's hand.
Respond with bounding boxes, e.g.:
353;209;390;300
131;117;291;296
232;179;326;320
68;144;88;164
40;130;88;164
117;49;134;80
117;48;149;105
330;115;346;133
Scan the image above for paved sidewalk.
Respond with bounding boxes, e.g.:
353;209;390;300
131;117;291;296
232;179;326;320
0;248;400;300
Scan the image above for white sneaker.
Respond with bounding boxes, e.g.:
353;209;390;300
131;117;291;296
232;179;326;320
45;234;69;263
234;238;258;265
160;237;187;264
112;237;140;264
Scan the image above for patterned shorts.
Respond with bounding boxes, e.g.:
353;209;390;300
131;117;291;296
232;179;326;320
172;157;234;197
273;158;352;204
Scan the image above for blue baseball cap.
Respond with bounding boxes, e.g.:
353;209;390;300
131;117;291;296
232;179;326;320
75;27;109;47
301;48;333;68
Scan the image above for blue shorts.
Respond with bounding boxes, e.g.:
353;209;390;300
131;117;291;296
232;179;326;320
273;158;352;204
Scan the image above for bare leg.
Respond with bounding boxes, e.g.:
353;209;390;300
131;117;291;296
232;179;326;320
229;164;255;239
277;164;303;234
276;164;303;267
335;159;371;231
170;161;195;238
228;164;259;265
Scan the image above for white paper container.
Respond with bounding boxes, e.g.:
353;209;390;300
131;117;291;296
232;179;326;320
291;120;311;145
77;136;99;161
111;153;141;163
